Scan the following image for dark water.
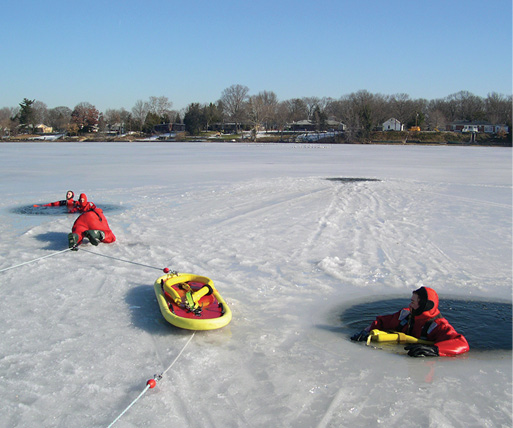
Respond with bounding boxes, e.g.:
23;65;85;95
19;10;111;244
326;177;381;183
342;298;512;351
10;204;124;216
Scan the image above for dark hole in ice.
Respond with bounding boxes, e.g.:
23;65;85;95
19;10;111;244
10;203;124;216
341;298;512;351
326;178;381;183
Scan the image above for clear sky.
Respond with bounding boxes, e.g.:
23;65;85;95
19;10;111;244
2;0;511;113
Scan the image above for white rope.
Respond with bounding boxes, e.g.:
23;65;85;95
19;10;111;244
106;384;151;428
0;248;72;273
107;331;196;428
79;248;169;272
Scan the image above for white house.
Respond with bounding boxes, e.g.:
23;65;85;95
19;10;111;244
382;118;403;131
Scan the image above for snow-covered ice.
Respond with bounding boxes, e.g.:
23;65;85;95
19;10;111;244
0;142;511;427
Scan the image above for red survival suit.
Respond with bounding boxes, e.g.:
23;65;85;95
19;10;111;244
71;195;116;246
68;193;96;214
37;190;75;209
369;287;469;357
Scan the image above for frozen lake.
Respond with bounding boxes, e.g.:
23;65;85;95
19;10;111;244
0;142;511;427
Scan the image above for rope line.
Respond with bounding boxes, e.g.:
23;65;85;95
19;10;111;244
78;248;167;271
107;331;196;428
0;248;73;273
106;384;151;428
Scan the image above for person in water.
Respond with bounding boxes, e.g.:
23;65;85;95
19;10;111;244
68;193;96;213
67;193;115;249
351;287;469;357
34;190;75;209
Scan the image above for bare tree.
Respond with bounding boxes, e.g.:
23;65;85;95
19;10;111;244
426;108;447;131
275;101;290;139
131;100;149;131
103;108;131;133
147;96;173;121
220;84;249;130
47;106;72;132
302;96;321;120
0;107;17;136
485;92;512;125
446;91;485;121
390;93;413;124
247;90;278;136
33;101;48;126
284;98;308;123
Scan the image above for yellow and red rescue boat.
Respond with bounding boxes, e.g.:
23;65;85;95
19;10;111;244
154;272;232;330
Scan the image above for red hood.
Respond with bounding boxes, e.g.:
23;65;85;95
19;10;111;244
77;193;88;209
416;286;440;319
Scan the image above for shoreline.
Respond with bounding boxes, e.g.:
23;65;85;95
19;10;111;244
1;130;511;147
1;139;511;147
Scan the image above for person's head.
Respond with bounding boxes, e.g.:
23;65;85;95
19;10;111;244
78;193;88;208
410;286;439;316
66;190;74;200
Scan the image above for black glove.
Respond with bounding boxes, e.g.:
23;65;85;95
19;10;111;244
351;330;369;342
405;344;439;357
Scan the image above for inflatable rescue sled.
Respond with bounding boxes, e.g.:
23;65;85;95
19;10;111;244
154;272;232;330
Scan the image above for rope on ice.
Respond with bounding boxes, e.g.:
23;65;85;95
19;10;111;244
78;248;174;273
0;248;73;273
107;331;196;428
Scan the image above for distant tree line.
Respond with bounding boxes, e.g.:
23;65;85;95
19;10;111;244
0;86;511;141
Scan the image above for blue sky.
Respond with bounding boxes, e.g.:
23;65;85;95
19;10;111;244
2;0;511;112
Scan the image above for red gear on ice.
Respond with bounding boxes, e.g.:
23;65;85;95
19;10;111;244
71;206;116;246
42;190;75;208
69;193;97;213
369;287;469;357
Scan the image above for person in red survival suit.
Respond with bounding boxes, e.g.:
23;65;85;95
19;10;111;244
34;190;75;209
68;193;96;213
67;193;115;249
351;287;469;357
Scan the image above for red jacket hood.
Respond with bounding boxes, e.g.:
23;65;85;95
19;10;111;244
77;193;88;209
416;286;440;319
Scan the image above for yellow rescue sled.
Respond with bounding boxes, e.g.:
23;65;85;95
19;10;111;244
154;272;232;331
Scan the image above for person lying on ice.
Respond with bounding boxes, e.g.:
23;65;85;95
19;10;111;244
67;193;115;249
34;190;75;209
68;193;96;213
351;287;469;357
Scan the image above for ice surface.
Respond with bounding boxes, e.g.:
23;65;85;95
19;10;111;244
0;142;511;427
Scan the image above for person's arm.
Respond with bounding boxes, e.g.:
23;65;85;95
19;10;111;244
40;200;64;207
429;322;469;356
406;320;469;357
351;311;402;341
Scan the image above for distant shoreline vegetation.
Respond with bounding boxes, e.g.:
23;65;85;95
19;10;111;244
3;130;511;147
1;87;511;146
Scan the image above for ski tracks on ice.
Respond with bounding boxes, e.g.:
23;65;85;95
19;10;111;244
289;178;475;291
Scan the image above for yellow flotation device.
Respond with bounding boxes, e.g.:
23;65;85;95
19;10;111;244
366;329;434;346
165;281;214;310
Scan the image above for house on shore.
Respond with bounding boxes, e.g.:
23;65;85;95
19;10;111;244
382;118;404;131
286;119;345;132
35;124;53;134
153;123;185;134
446;120;509;134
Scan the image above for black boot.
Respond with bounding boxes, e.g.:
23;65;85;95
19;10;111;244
84;230;105;246
68;233;79;250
